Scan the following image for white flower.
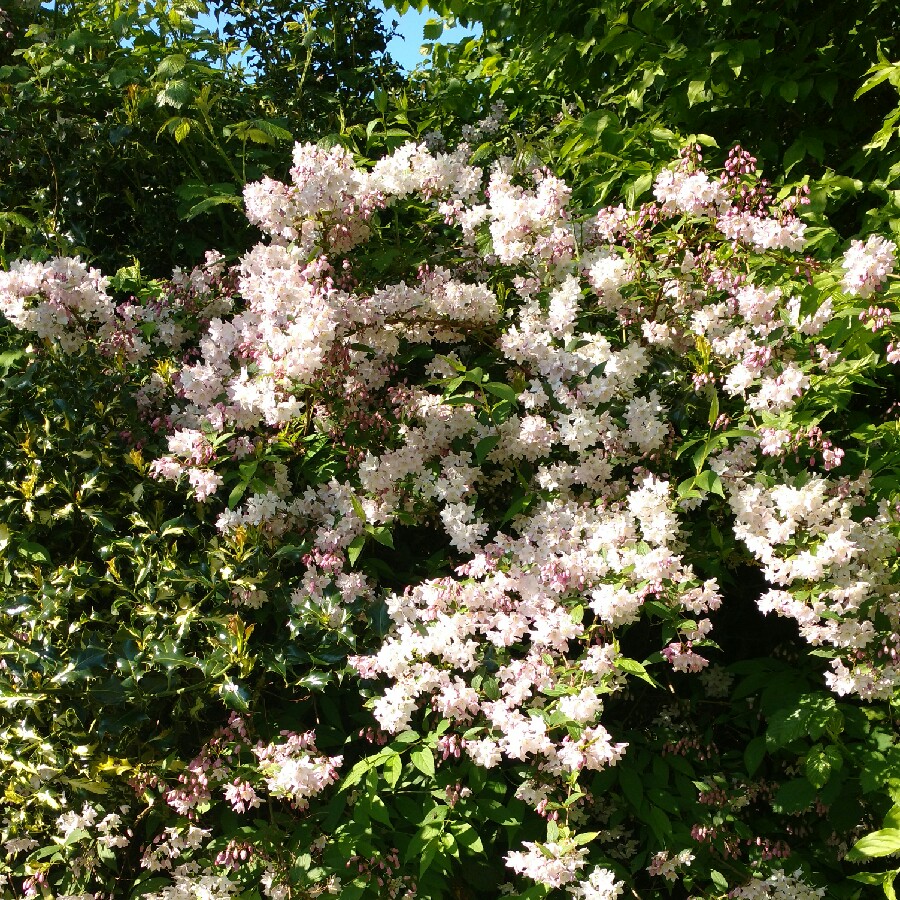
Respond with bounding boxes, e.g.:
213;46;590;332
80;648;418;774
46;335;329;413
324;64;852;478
505;841;587;888
841;235;896;298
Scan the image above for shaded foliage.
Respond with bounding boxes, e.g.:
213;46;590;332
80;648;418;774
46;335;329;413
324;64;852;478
0;0;399;274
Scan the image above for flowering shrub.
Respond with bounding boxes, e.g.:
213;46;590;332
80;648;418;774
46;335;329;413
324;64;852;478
1;135;899;899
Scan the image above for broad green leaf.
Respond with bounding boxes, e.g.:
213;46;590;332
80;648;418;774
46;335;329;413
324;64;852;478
422;18;443;40
156;80;194;108
475;434;500;465
484;382;518;402
347;534;366;566
847;829;900;861
384;753;402;789
410;747;435;777
744;735;766;777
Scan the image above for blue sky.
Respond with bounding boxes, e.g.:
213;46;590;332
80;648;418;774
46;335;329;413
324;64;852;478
195;2;480;75
375;3;480;71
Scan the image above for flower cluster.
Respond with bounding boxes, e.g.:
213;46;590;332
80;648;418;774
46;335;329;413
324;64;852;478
730;868;826;900
731;474;900;699
253;730;342;810
0;256;115;353
841;234;897;298
4;134;898;899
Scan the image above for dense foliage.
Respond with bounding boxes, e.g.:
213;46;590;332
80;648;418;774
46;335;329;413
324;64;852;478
0;0;399;273
399;0;900;241
1;2;900;899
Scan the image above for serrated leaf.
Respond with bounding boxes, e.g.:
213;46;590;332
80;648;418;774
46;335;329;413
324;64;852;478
246;128;274;144
155;53;187;78
298;670;332;690
156;80;193;108
805;745;833;789
422;18;443;40
250;119;293;141
219;680;250;712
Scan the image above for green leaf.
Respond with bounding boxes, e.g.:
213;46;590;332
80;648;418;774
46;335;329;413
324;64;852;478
369;795;392;825
855;63;900;100
692;469;725;497
228;480;248;509
184;194;242;221
766;693;843;748
687;80;708;106
422;18;443;40
453;822;484;853
248;119;293;141
484;382;518;402
625;171;653;207
365;524;394;549
772;777;816;814
619;767;644;812
744;735;766;777
384;753;402;789
18;541;51;564
410;747;435;777
148;641;197;671
805;745;834;789
614;657;658;687
350;493;367;522
155;54;187;78
347;534;366;566
156;80;194;108
219;680;251;712
571;831;599;846
419;836;440;875
0;211;35;232
707;385;719;427
475;434;500;465
0;349;26;375
245;128;274;144
846;829;900;861
297;670;332;691
779;80;799;103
